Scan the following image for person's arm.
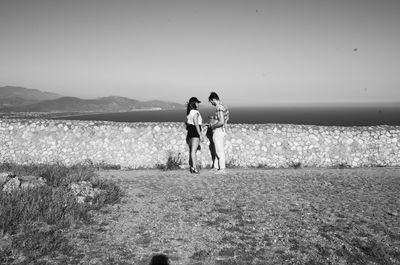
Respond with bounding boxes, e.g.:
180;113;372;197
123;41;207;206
194;112;203;141
210;109;225;130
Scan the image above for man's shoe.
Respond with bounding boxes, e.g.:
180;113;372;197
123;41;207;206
214;169;227;174
209;168;218;173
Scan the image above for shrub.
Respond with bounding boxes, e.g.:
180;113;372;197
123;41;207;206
83;159;121;170
96;163;122;170
226;159;240;169
91;178;124;207
288;161;302;169
0;163;123;263
256;163;272;169
0;185;87;235
336;162;351;169
156;152;182;171
5;221;73;264
0;163;94;187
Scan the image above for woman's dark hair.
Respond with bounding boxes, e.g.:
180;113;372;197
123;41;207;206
186;100;198;115
150;254;169;265
208;92;219;101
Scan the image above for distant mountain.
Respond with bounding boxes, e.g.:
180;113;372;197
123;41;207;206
0;86;184;112
139;99;185;110
0;86;62;107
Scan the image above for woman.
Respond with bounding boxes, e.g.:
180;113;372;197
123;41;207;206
186;97;203;174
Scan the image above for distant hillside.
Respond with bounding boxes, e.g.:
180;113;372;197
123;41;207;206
0;94;184;113
139;99;185;110
0;86;62;107
0;86;184;112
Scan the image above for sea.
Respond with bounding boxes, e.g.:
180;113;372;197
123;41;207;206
56;104;400;127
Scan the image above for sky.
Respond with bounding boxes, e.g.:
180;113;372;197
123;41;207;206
1;0;400;106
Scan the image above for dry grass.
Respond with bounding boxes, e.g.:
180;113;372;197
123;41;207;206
2;166;400;265
0;163;123;264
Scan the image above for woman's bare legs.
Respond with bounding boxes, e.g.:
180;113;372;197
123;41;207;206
188;149;193;168
187;137;193;168
190;137;200;171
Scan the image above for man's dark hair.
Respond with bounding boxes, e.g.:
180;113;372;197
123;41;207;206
150;254;169;265
208;92;219;101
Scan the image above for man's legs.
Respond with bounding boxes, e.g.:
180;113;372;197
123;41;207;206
212;129;226;170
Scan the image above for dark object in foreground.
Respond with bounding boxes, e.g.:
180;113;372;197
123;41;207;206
150;254;170;265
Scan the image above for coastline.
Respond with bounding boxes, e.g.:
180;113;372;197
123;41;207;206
0;108;171;120
1;103;400;126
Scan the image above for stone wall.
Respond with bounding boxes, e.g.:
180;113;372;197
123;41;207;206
1;119;399;168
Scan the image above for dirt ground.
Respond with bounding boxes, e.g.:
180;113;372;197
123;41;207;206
66;167;400;265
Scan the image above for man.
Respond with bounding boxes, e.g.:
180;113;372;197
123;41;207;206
208;91;229;174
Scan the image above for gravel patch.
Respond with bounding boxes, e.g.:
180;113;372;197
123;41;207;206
68;168;400;265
